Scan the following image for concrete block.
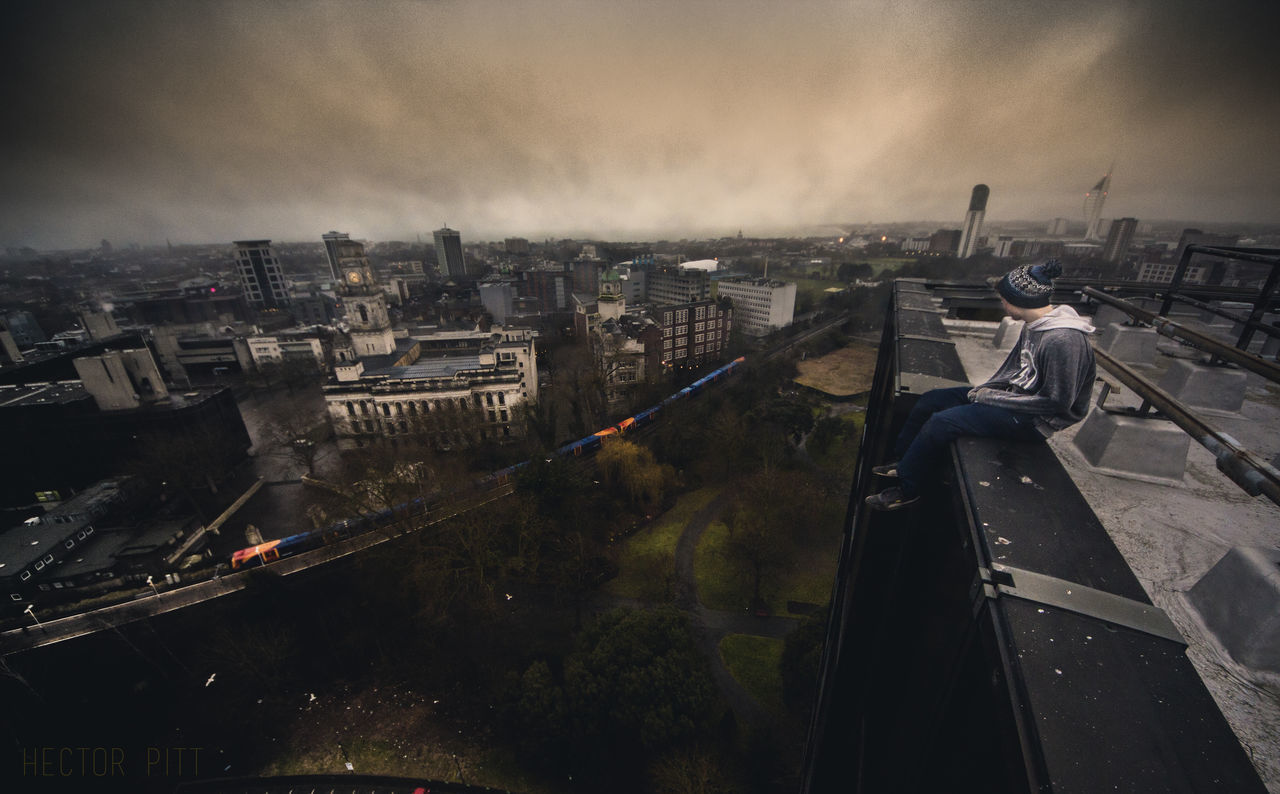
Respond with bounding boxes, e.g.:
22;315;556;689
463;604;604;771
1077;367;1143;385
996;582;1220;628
1096;323;1158;365
1072;408;1189;484
1157;360;1247;414
991;317;1024;348
1207;300;1252;327
1131;296;1163;314
1091;304;1132;329
1263;334;1280;360
1187;546;1280;676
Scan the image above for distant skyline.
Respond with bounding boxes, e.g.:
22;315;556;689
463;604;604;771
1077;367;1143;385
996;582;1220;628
3;0;1277;250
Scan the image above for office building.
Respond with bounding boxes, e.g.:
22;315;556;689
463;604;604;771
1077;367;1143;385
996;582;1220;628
648;266;711;306
714;276;796;337
233;240;289;310
929;229;961;254
434;226;467;280
957;184;989;259
1102;217;1138;263
321;231;352;282
657;299;732;367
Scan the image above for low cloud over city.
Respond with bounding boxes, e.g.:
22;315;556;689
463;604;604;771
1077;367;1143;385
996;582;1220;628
2;0;1277;248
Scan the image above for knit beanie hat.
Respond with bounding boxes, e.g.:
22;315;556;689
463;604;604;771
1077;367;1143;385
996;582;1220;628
997;259;1062;308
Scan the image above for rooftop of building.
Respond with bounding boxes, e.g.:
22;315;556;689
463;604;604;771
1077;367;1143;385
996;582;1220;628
0;381;91;408
938;301;1280;788
717;275;792;288
53;517;192;580
0;479;133;573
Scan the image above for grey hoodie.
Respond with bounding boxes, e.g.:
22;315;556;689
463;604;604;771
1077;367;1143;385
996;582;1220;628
968;305;1097;436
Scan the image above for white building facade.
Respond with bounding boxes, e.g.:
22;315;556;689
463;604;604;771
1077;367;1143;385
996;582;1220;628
714;277;796;337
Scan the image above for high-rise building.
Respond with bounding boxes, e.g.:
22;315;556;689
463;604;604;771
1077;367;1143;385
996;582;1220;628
929;229;961;254
1102;217;1138;263
234;240;289;309
1083;168;1112;241
434;226;466;280
1047;217;1071;236
322;231;352;282
957;184;989;259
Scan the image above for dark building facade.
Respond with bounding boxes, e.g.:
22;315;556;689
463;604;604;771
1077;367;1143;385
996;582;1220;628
1102;217;1139;263
234;240;290;309
656;298;732;369
434;227;466;280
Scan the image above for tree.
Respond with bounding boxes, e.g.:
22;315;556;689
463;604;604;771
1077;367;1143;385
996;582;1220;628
505;607;723;777
260;389;332;475
597;438;676;511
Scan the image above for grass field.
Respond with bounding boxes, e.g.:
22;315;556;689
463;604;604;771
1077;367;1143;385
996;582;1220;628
694;519;840;617
603;487;720;600
719;634;785;716
793;344;877;396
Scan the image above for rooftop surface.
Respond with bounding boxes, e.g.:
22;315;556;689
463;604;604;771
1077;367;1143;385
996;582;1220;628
943;312;1280;791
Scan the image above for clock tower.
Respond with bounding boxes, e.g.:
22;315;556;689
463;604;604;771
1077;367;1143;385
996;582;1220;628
333;236;395;357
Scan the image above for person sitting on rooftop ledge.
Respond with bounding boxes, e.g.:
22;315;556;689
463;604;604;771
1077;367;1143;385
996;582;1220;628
866;260;1096;511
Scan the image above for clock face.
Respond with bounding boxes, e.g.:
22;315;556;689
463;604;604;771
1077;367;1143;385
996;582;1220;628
346;270;362;284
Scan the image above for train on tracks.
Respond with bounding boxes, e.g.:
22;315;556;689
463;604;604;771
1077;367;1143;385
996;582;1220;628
229;356;746;570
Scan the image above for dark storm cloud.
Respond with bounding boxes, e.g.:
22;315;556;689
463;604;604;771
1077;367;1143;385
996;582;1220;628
1;0;1276;249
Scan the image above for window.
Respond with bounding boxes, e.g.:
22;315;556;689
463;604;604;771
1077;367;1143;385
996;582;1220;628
382;404;391;417
695;307;706;320
44;554;53;564
498;393;505;405
676;325;687;336
20;571;32;581
34;561;44;571
676;309;688;323
664;339;672;350
65;540;75;549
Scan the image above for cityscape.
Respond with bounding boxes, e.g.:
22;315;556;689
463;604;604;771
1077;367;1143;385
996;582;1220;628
2;1;1278;792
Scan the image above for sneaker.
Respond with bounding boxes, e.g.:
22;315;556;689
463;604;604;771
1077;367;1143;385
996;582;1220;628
864;486;919;512
871;462;899;478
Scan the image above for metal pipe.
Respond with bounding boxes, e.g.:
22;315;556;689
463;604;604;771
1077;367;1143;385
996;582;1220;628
1092;347;1280;507
1084;287;1280;383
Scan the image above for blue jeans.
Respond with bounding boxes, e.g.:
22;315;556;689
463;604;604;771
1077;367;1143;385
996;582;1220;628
892;386;1045;497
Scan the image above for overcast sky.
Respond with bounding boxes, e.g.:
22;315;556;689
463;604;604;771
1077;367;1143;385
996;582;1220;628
2;0;1277;249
